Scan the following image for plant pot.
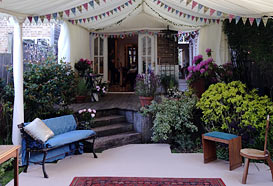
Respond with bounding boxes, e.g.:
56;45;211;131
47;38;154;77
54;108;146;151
190;79;205;98
139;96;154;107
76;96;86;103
92;93;99;102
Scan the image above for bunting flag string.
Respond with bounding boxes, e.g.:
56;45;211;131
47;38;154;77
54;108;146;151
152;0;220;25
26;0;108;24
90;30;199;40
69;0;136;24
178;0;270;26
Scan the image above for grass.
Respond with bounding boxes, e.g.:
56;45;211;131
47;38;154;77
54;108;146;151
0;159;23;186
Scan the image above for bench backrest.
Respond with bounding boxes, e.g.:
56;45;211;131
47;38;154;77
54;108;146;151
41;115;77;136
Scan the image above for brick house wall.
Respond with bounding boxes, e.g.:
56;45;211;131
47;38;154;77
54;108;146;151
0;17;52;53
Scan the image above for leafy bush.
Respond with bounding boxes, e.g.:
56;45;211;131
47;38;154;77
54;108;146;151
160;74;178;92
3;57;76;122
197;81;273;149
142;94;200;151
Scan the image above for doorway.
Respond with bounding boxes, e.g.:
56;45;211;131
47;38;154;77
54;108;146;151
108;37;138;92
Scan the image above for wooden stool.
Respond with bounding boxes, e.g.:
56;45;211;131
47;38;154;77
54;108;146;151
202;131;242;170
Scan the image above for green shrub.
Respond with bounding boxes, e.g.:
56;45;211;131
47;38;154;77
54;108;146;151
142;94;199;151
197;81;273;149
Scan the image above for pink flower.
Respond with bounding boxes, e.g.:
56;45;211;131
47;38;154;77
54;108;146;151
78;110;83;114
206;48;212;53
88;108;92;113
200;69;205;74
186;73;192;80
195;64;201;71
205;65;209;70
92;109;96;113
187;66;193;72
91;113;95;118
83;109;86;112
207;58;213;63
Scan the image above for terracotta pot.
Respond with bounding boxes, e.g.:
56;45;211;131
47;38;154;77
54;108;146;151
75;96;86;103
139;96;154;107
190;79;205;98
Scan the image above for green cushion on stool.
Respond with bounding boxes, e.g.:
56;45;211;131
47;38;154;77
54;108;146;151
204;131;238;140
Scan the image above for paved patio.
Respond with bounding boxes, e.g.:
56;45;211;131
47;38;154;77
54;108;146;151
7;144;273;186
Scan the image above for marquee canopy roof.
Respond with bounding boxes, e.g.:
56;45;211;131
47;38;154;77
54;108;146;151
0;0;272;32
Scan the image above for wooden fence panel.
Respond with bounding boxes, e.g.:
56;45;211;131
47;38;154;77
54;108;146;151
0;53;12;84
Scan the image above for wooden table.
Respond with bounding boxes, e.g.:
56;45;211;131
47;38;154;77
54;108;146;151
0;145;20;186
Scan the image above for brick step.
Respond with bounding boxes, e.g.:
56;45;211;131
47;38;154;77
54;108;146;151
93;115;126;127
93;132;142;152
92;123;133;137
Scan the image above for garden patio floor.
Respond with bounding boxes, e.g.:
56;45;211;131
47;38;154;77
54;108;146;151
69;93;141;112
7;144;273;186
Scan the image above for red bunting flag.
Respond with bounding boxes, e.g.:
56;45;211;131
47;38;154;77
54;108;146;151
71;20;75;24
210;9;215;16
229;14;234;22
65;9;70;17
157;0;160;5
129;0;132;5
46;14;51;22
168;7;171;11
28;16;32;23
191;16;195;21
118;6;121;11
192;1;198;9
217;19;220;24
83;18;86;23
106;11;110;16
249;18;255;25
83;3;88;11
204;18;207;23
179;12;183;17
95;16;98;20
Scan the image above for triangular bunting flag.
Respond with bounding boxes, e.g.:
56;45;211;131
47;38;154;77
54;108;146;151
229;14;234;23
262;17;268;26
40;16;45;23
160;2;164;7
179;12;183;16
34;16;39;24
75;20;78;24
176;10;179;14
191;16;195;21
125;2;128;6
114;8;117;12
192;1;198;9
210;9;215;16
106;11;110;16
183;14;187;18
212;19;216;23
242;17;247;25
110;10;114;14
102;13;106;17
168;7;171;12
53;13;58;20
58;12;63;18
217;19;220;24
71;20;75;24
198;4;203;12
187;14;191;19
95;16;98;20
195;17;199;22
200;17;203;22
121;4;125;9
46;14;51;22
89;1;94;8
204;6;209;14
71;8;76;15
118;6;121;11
87;18;90;22
94;0;100;5
186;0;192;6
83;18;86;23
77;6;82;13
256;18;261;26
164;5;168;9
171;8;175;13
208;19;211;24
157;0;160;5
222;13;228;18
216;11;222;16
79;19;82;23
249;18;255;26
99;15;102;19
103;0;106;2
204;18;207;23
235;16;241;24
91;17;94;21
65;10;70;17
28;16;32;23
83;3;88;11
129;0;132;5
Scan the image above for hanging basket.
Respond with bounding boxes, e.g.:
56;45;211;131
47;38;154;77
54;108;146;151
139;96;154;107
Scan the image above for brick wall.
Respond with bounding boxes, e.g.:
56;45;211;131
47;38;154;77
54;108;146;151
0;17;52;53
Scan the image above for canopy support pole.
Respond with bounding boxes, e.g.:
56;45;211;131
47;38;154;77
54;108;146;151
12;16;25;145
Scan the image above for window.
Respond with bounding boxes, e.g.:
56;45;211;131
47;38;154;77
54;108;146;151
94;37;104;74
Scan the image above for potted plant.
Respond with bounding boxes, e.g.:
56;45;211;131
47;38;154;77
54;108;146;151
75;108;96;129
186;48;219;98
75;78;88;103
74;58;92;77
135;71;160;107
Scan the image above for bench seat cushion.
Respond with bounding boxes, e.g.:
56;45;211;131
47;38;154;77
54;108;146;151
204;131;238;140
45;130;96;148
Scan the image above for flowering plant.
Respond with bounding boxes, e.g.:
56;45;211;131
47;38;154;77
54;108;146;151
74;58;93;77
75;108;96;129
186;49;219;85
167;87;183;99
91;76;108;96
135;71;160;97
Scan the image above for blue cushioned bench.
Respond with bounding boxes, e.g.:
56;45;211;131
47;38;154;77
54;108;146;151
202;131;242;171
18;115;97;178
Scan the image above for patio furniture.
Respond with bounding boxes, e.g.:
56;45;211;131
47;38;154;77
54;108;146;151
202;131;242;170
18;115;97;178
0;145;20;186
240;115;273;184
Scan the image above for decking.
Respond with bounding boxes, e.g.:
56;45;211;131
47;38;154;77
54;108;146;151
69;93;141;113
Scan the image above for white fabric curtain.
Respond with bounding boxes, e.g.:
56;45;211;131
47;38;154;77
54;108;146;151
58;21;91;67
11;16;24;146
198;22;230;65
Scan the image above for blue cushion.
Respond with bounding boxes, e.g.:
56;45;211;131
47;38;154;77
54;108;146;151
45;130;96;148
43;115;77;136
204;131;238;140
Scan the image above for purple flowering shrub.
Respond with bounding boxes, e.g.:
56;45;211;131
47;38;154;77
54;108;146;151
135;72;160;97
186;49;219;85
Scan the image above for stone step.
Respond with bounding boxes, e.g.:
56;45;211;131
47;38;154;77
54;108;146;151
93;115;126;127
92;123;133;137
94;132;142;152
95;109;118;118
